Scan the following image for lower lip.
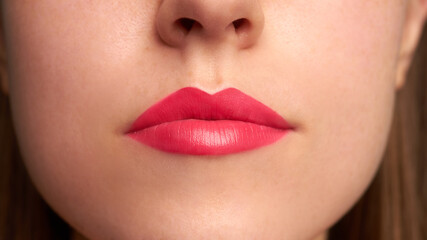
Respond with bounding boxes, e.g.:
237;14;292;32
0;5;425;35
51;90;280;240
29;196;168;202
127;119;290;155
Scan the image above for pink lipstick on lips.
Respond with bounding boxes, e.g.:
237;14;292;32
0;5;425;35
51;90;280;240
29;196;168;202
126;87;294;155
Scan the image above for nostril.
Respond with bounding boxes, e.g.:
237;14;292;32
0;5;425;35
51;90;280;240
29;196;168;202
232;18;250;33
175;17;251;36
175;18;198;32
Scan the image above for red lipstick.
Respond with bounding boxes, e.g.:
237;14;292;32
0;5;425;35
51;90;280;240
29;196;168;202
126;87;294;155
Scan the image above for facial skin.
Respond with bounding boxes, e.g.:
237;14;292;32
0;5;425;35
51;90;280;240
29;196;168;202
1;0;426;239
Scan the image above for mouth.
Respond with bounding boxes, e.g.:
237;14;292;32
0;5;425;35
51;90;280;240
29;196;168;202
126;87;294;155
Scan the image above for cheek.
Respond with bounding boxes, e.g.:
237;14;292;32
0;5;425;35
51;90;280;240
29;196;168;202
4;0;157;175
3;2;156;237
262;0;402;230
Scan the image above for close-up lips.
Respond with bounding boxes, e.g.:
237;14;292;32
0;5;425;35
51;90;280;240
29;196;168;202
126;87;294;155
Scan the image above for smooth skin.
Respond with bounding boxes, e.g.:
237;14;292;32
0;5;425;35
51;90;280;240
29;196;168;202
1;0;426;239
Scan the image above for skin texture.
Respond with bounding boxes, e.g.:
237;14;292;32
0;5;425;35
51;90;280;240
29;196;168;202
1;0;426;239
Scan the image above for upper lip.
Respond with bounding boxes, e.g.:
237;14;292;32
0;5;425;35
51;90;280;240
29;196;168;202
126;87;293;133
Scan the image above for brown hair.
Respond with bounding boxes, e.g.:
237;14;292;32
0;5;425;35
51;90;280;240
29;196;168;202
0;14;426;240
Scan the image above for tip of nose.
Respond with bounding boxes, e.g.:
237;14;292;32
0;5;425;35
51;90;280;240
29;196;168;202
156;0;264;49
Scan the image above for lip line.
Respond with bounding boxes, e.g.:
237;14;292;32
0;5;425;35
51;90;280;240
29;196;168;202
126;87;294;134
126;118;295;134
128;119;291;133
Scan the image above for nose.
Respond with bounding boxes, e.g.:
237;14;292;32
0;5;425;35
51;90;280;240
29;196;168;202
156;0;265;49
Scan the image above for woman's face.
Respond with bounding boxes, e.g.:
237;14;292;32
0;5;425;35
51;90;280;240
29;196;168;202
1;0;424;239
